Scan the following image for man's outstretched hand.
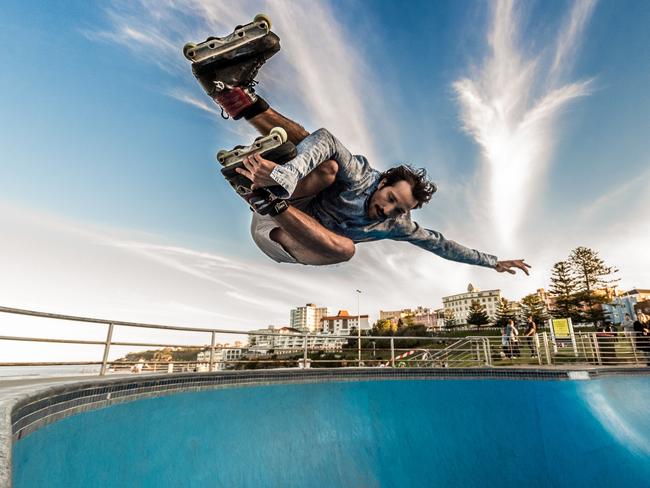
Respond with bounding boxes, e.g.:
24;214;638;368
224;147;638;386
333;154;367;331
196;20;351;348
236;153;279;190
495;259;531;276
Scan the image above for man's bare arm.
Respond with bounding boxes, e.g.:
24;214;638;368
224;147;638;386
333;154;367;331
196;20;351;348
271;207;356;265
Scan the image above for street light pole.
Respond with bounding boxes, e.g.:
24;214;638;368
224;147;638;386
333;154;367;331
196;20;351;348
356;289;362;367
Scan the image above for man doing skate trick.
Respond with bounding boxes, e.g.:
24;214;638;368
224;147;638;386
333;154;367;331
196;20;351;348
183;15;530;275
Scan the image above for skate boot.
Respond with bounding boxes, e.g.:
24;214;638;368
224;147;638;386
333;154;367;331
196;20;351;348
218;127;296;216
183;14;280;120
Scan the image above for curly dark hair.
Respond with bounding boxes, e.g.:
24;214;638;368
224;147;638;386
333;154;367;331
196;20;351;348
379;164;437;209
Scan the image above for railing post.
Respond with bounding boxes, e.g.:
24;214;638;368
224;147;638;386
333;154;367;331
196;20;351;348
542;332;552;365
209;331;216;372
100;322;114;376
592;333;603;366
303;333;308;364
484;338;492;366
631;333;639;365
577;332;586;360
390;337;395;368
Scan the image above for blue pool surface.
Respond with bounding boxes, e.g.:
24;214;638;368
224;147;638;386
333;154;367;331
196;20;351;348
13;376;650;487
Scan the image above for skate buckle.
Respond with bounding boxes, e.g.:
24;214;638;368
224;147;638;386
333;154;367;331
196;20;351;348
269;199;288;217
213;81;227;92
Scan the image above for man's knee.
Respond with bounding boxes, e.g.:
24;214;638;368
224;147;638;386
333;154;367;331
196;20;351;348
317;159;338;184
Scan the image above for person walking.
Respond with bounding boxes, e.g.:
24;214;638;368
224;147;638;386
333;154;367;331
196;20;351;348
524;315;537;358
633;311;650;365
507;319;519;359
500;325;509;359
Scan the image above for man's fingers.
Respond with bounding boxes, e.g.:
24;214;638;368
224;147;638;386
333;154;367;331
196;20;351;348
496;259;531;275
241;157;256;173
235;167;253;181
516;259;531;275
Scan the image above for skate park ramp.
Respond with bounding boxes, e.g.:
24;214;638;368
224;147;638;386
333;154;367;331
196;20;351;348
12;374;650;487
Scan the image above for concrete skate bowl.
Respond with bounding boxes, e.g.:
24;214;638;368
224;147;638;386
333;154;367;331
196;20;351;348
10;369;650;487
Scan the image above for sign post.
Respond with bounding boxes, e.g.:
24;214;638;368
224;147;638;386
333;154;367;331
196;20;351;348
548;318;578;357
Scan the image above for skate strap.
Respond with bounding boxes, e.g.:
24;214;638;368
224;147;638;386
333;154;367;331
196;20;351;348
215;88;254;119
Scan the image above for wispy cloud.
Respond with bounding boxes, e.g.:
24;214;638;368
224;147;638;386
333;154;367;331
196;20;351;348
166;88;223;116
579;167;650;219
454;0;596;247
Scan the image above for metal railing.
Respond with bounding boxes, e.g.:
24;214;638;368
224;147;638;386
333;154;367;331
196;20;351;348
0;306;648;376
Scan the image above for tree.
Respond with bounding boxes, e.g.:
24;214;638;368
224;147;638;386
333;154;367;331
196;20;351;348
372;318;397;336
494;298;517;328
396;324;428;337
397;314;415;330
466;300;490;329
548;260;581;322
569;247;619;324
520;294;549;328
443;309;456;329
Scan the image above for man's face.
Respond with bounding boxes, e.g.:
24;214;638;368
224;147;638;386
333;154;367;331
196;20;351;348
367;179;419;220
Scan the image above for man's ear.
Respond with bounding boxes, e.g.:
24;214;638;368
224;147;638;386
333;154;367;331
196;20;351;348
377;178;387;189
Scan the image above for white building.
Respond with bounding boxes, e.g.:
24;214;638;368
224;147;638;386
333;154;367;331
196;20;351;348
196;348;244;371
321;310;370;335
290;303;331;332
442;284;501;325
248;326;347;354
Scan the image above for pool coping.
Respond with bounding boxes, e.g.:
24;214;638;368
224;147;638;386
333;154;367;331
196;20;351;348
2;366;649;486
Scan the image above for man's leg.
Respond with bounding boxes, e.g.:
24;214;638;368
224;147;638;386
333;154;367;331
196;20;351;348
248;107;310;145
269;207;355;265
290;159;338;198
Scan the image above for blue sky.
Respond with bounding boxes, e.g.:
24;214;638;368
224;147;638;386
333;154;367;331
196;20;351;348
0;0;649;361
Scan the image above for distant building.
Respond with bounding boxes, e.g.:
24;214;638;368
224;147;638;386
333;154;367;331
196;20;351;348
379;309;403;323
321;310;370;335
442;284;501;326
379;306;439;329
247;326;346;354
290;303;331;332
535;288;550;307
434;309;446;327
603;288;650;323
196;348;244;371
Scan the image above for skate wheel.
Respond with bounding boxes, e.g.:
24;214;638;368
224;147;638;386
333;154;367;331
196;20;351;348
270;127;288;143
183;42;197;60
216;150;228;163
254;13;272;30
